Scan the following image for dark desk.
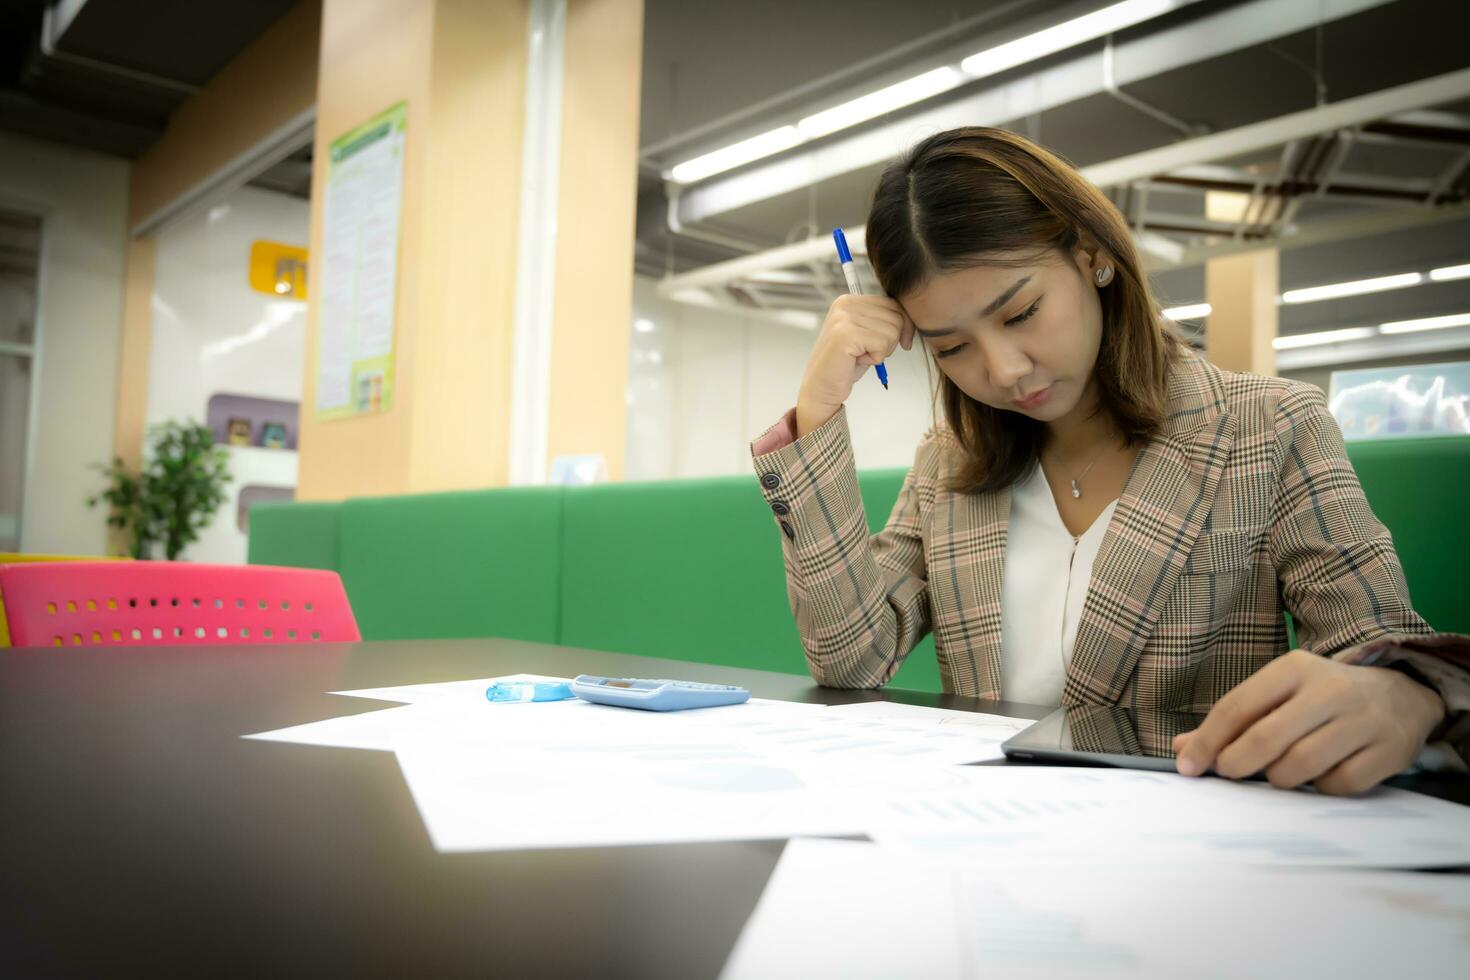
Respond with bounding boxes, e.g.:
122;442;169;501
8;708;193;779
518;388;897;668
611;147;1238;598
1;638;1464;978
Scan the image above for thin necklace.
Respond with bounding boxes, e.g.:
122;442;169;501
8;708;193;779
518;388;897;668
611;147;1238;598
1052;446;1107;499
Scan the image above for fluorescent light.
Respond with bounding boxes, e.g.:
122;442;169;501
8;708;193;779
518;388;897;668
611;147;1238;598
1379;312;1470;335
669;126;803;184
1204;190;1250;224
634;318;656;334
1429;263;1470;282
961;0;1176;78
1272;327;1377;350
1162;303;1211;321
797;68;963;139
1280;272;1423;305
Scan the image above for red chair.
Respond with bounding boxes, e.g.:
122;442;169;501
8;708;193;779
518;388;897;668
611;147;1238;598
0;561;361;649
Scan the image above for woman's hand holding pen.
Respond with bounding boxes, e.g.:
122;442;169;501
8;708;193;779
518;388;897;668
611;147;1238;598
1172;649;1446;795
795;295;916;438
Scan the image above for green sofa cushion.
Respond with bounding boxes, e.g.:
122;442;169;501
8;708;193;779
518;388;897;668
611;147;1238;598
337;488;563;644
246;501;341;571
1347;436;1470;634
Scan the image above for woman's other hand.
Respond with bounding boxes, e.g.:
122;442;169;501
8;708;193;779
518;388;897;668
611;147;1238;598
1172;649;1446;795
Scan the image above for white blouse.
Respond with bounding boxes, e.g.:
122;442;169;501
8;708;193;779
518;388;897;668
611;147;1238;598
999;463;1119;706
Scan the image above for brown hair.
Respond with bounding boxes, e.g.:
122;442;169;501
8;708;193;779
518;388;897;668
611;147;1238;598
865;126;1177;494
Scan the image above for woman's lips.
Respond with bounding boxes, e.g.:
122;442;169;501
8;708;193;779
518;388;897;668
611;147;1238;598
1013;385;1052;410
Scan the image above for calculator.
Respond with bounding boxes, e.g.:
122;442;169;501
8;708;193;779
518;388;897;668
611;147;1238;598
570;675;752;711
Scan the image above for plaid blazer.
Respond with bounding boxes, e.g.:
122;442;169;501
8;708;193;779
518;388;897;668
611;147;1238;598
752;350;1470;764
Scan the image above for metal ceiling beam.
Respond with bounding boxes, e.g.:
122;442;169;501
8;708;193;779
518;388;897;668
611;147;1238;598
1159;200;1470;271
659;67;1470;298
1084;68;1470;189
672;0;1394;226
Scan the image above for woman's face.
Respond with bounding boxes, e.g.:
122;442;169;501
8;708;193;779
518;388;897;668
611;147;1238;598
899;247;1107;427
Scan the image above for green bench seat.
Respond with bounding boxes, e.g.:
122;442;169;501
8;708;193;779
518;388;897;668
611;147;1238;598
248;436;1470;692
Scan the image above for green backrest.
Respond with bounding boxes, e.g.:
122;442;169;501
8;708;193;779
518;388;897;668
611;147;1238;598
1346;436;1470;634
557;469;942;692
246;435;1466;689
336;488;564;644
246;501;341;571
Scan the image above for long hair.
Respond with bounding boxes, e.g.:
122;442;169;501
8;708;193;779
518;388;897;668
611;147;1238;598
865;126;1177;494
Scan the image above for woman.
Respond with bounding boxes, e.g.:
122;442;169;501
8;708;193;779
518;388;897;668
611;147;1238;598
751;127;1468;795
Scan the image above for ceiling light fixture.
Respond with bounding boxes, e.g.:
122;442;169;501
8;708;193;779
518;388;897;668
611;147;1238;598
666;0;1188;184
960;0;1177;78
1429;263;1470;282
1280;272;1423;305
1162;302;1211;320
1379;312;1470;335
797;68;964;139
1271;326;1378;350
669;126;803;184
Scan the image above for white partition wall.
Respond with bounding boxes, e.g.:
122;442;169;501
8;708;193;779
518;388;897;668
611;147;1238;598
0;131;128;557
146;185;309;563
626;276;937;483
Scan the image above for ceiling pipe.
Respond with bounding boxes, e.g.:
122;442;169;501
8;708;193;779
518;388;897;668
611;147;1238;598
39;3;199;96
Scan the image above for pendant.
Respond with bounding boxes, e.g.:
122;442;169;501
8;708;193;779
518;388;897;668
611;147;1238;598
1070;479;1081;499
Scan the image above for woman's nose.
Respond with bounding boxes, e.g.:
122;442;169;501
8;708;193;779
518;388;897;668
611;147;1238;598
981;336;1031;389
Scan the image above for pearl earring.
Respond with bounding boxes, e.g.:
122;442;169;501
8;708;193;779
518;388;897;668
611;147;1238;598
1095;265;1113;286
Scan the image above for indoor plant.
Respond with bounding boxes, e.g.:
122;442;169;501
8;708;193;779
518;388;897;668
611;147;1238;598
88;421;233;560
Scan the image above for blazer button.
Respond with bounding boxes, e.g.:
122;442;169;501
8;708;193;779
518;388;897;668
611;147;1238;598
770;500;790;516
780;520;795;541
760;473;781;490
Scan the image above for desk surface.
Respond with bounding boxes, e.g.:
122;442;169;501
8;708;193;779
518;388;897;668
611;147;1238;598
1;638;1465;978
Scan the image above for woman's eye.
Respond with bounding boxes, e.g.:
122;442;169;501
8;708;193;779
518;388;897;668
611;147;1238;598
935;343;967;360
1005;298;1042;326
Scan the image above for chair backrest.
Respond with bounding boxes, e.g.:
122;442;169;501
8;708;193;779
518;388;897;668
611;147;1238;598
0;553;128;647
0;561;361;649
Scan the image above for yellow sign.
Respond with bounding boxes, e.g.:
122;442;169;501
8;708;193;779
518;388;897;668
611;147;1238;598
248;240;310;299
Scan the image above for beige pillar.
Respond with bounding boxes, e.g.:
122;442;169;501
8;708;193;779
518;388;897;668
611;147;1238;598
298;0;644;497
1205;248;1279;375
543;0;644;481
296;0;529;499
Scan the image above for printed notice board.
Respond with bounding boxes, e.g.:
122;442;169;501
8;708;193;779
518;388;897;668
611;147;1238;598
316;102;406;420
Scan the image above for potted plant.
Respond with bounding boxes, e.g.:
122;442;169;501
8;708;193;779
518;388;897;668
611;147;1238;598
89;421;233;560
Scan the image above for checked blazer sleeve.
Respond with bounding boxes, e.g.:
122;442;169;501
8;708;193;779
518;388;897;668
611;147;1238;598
750;406;938;688
1269;383;1470;765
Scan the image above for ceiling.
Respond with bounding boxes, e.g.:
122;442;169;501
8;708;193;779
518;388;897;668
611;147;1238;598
2;0;1467;360
634;0;1470;361
0;0;298;157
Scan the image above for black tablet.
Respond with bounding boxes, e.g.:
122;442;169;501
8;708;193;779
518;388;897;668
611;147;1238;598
1001;704;1208;773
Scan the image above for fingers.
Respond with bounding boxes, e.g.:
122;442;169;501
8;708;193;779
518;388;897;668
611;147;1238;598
1313;743;1397;796
829;294;906;330
1262;717;1373;790
1175;652;1309;777
899;309;916;351
1212;689;1339;780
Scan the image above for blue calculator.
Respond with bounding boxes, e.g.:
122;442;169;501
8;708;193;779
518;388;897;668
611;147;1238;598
570;675;751;711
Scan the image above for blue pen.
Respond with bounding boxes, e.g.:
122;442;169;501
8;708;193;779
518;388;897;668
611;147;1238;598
832;227;888;390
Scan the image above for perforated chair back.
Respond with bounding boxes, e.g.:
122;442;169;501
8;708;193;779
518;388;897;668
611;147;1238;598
0;561;361;649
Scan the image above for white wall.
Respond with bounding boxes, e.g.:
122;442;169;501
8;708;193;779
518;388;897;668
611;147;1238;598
626;276;938;483
147;185;309;563
0;132;128;556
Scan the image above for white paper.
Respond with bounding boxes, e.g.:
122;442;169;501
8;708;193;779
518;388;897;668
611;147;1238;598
722;839;1470;980
244;677;1470;866
866;765;1470;869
